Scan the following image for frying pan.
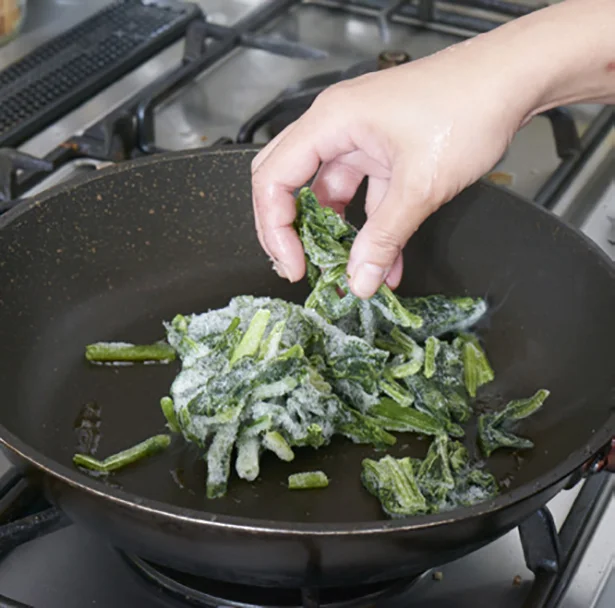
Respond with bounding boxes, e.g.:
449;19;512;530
0;145;612;588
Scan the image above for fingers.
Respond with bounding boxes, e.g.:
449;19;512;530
251;180;305;283
251;122;296;175
251;104;355;282
385;253;403;290
310;152;368;216
251;123;297;262
364;173;388;217
310;148;393;217
364;175;404;291
347;161;435;299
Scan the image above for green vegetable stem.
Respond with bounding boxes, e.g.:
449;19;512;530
73;434;171;473
85;342;176;363
288;471;329;490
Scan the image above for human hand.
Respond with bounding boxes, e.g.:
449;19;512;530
251;0;615;299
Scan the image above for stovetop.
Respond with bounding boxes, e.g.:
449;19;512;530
0;464;611;608
4;0;614;253
0;1;612;607
9;0;610;202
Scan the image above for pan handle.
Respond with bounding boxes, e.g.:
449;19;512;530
585;438;615;475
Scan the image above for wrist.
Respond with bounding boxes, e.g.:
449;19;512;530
488;0;615;120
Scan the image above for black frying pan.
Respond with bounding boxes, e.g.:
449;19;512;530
0;146;612;588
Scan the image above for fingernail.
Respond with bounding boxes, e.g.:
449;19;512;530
271;259;289;280
351;262;386;299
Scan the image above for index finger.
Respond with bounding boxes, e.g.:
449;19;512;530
251;108;355;282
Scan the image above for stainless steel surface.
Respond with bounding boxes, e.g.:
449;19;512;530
560;479;614;608
595;563;615;608
154;4;462;149
0;1;612;605
153;1;603;201
0;0;604;202
552;126;615;260
306;0;522;39
405;483;584;606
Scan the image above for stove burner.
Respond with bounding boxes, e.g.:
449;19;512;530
262;50;408;142
122;553;425;608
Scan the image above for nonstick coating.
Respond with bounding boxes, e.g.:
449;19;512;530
0;146;612;585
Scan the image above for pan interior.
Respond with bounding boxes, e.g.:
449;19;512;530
0;148;612;525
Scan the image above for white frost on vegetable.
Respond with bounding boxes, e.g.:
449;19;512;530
164;295;393;498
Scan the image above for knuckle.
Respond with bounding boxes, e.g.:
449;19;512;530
312;83;345;112
368;227;404;257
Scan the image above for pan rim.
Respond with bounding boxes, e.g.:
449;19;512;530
0;144;613;536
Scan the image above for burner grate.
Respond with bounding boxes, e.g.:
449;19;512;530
308;0;542;34
1;0;608;210
122;553;425;608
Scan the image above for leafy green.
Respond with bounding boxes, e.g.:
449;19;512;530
397;295;488;341
404;375;465;438
428;338;474;423
457;333;495;397
80;187;548;517
423;336;441;379
230;309;271;365
370;398;444;436
295;187;423;332
361;455;428;517
288;471;329;490
337;406;397;449
163;296;402;496
478;389;550;457
380;372;415;407
416;433;456;503
160;396;180;432
362;433;499;518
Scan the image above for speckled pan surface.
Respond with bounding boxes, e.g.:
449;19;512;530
0;146;611;584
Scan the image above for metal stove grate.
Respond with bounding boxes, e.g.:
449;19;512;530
0;467;610;607
123;553;425;608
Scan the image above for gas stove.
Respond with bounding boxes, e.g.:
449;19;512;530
0;1;612;607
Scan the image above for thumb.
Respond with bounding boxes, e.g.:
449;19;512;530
347;170;435;299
